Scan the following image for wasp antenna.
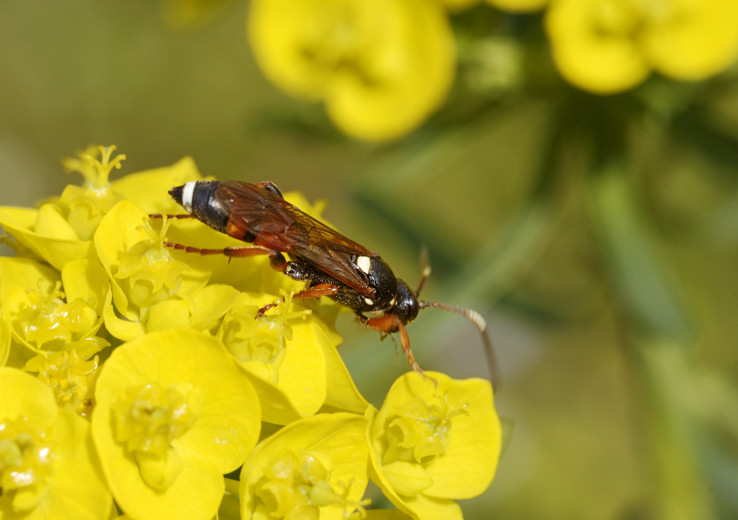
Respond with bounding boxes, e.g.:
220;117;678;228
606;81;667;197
415;247;432;296
419;301;498;390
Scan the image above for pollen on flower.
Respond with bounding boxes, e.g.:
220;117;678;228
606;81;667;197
252;450;369;519
111;382;203;457
382;392;467;465
0;416;54;512
62;145;126;191
219;292;311;383
110;382;203;490
114;230;188;309
25;350;99;417
12;280;102;352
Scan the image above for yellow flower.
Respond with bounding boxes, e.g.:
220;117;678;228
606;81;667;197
218;291;330;424
0;257;108;358
24;350;99;417
94;201;211;340
91;328;261;520
546;0;738;93
0;367;112;519
0;147;124;271
367;372;501;520
109;156;202;215
240;412;370;520
248;0;455;141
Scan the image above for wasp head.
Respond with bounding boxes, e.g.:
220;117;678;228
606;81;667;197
393;279;420;325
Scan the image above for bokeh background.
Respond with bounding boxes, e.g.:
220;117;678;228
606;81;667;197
2;1;738;519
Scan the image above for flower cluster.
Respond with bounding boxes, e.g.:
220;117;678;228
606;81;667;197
243;0;738;139
0;145;501;520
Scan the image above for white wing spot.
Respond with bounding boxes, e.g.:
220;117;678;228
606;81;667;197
364;298;374;306
356;255;372;274
182;182;197;212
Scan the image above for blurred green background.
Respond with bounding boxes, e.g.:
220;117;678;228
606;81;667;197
2;2;738;519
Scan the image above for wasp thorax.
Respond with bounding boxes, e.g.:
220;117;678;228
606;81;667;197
365;257;399;308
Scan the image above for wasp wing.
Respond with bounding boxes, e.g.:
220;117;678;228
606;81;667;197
216;181;377;297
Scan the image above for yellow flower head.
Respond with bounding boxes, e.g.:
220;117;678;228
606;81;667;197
91;328;261;520
367;371;501;520
0;147;125;272
546;0;738;93
94;201;211;340
0;367;111;520
1;257;108;358
248;0;455;141
218;291;337;425
24;349;100;417
240;413;370;520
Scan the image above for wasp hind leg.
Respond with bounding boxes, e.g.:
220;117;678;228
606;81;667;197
256;283;339;317
164;242;274;258
149;213;195;220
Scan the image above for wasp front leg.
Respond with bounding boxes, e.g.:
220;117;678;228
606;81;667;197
364;314;424;375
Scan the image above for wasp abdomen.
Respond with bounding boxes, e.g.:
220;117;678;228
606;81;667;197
170;181;230;233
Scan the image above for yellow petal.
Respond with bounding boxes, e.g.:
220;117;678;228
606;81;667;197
110;157;203;215
0;206;95;271
147;299;191;331
381;461;433;497
318;320;371;415
0;367;58;425
34;204;79;240
0;257;58;299
40;409;113;520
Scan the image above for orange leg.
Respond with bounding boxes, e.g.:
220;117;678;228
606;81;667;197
164;242;273;258
365;314;423;375
149;213;195;219
256;283;339;317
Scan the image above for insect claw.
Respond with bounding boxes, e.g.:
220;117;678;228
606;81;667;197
255;298;285;318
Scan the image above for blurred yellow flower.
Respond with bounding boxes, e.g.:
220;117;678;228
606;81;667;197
546;0;738;93
0;367;112;520
247;0;455;141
